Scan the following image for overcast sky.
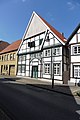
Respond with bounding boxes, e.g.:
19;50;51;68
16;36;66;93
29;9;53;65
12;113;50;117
0;0;80;43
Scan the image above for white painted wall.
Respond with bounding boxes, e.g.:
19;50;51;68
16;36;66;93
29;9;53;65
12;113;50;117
24;14;47;39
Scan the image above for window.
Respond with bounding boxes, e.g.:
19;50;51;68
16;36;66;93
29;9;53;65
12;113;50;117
18;56;22;62
0;56;1;61
10;54;13;60
54;63;60;75
13;53;16;60
18;55;25;62
53;48;60;55
30;54;34;58
28;41;35;48
39;38;43;45
2;56;3;61
7;54;9;61
22;65;26;73
4;65;6;70
6;65;8;70
18;65;21;73
45;49;51;56
44;64;50;74
18;65;26;73
22;55;25;61
73;46;80;54
74;66;80;78
4;55;7;61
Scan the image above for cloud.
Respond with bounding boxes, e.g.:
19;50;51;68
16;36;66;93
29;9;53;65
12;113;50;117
67;1;80;10
21;0;26;2
67;2;75;10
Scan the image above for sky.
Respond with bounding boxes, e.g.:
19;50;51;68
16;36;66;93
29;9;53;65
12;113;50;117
0;0;80;43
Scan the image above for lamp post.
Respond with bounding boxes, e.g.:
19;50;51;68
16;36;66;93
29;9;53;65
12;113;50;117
46;32;54;88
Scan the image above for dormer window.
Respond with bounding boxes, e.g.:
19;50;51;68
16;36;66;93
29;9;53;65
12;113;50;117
28;41;35;48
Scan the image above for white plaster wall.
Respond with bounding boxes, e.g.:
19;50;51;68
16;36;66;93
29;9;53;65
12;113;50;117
26;71;29;76
78;28;80;33
78;34;80;42
70;78;80;83
24;14;47;39
43;74;51;79
54;56;62;62
43;57;51;62
71;56;80;62
70;35;76;44
54;76;62;80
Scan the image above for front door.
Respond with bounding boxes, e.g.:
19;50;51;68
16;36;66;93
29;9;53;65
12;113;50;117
32;66;38;78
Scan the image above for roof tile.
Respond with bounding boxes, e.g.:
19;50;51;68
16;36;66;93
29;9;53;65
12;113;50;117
0;39;21;54
38;14;66;42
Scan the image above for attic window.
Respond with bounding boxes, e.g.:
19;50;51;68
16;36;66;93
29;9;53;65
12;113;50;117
39;38;43;45
28;41;35;48
46;34;50;42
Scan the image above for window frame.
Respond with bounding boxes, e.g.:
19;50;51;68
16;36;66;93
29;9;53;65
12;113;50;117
45;49;51;57
44;63;50;74
73;45;80;55
54;63;60;75
53;47;60;56
73;65;80;78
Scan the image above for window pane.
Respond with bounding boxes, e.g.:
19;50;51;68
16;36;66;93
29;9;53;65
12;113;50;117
44;64;50;74
74;46;77;54
54;63;60;75
18;65;21;73
22;65;25;73
74;69;78;77
54;48;60;55
45;50;47;56
78;47;80;53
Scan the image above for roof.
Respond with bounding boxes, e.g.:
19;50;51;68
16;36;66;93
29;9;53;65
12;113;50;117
0;41;10;52
66;23;80;45
0;39;21;54
38;13;66;42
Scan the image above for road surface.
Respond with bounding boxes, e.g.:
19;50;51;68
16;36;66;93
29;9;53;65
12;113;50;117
0;78;80;120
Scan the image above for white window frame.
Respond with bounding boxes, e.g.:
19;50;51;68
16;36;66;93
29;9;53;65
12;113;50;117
73;45;80;55
74;65;80;78
44;64;50;74
54;63;60;75
45;49;51;56
53;47;60;56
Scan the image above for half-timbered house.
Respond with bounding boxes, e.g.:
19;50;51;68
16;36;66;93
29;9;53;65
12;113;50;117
17;12;69;84
66;23;80;84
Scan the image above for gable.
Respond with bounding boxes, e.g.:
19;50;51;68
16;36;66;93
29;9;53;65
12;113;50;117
42;31;63;49
18;12;65;54
69;28;80;44
24;13;47;39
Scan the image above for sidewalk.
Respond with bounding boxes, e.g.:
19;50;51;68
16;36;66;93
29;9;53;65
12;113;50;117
15;77;80;97
1;75;80;97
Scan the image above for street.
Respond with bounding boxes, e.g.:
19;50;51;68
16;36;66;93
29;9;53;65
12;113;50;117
0;78;80;120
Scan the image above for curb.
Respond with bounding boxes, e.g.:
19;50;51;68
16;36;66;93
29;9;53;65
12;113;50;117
26;84;74;97
4;77;75;97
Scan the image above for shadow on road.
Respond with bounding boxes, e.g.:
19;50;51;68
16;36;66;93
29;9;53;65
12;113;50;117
0;76;80;120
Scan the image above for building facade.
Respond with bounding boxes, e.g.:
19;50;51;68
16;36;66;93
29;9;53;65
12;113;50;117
66;23;80;83
17;12;69;84
0;40;21;76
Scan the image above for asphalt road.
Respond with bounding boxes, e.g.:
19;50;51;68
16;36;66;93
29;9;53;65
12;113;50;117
0;78;80;120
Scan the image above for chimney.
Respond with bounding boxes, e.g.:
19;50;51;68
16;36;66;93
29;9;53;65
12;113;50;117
62;32;64;37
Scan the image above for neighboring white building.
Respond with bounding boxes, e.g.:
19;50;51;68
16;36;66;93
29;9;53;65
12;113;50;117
17;11;69;84
66;23;80;83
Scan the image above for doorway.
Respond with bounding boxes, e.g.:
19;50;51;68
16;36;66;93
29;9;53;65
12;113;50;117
32;66;38;78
